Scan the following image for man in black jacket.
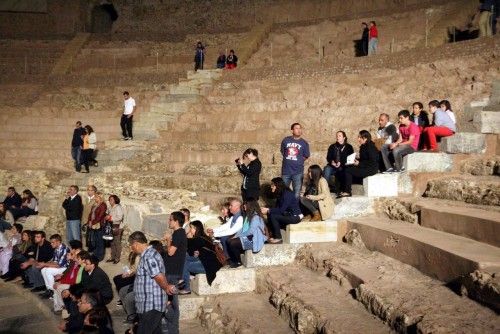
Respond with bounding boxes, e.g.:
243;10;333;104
80;253;113;305
236;148;262;201
71;121;85;172
62;185;83;242
20;231;54;288
3;187;22;209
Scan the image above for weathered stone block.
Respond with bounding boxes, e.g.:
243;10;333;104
363;174;398;197
474;110;500;134
440;133;486;154
281;219;337;243
22;215;48;230
179;295;207;320
242;243;302;268
332;196;374;219
142;214;168;237
404;152;452;172
191;267;255;295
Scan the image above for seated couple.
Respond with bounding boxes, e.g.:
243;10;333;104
261;169;334;244
208;199;267;268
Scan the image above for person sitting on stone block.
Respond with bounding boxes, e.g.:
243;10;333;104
0;223;22;279
440;100;456;124
337;130;379;198
179;220;222;293
207;198;244;257
261;177;303;244
20;230;54;289
300;165;334;221
3;187;22;211
422;100;456;151
227;200;267;268
323;130;354;194
216;51;226;69
52;241;83;313
225;49;238;69
163;211;187;287
10;189;38;221
381;110;421;173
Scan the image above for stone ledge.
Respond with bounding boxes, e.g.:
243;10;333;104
281;219;337;243
18;215;49;230
191;267;255;295
404;152;452;172
242;243;302;268
332;196;374;219
474;110;500;134
440;133;486;154
363;173;398;197
179;295;208;320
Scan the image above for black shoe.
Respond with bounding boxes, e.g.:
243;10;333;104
40;290;53;299
23;283;34;289
229;262;242;268
31;286;46;293
0;273;10;280
4;276;16;282
105;259;114;263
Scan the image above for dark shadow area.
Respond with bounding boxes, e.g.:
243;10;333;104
91;3;118;33
447;27;480;42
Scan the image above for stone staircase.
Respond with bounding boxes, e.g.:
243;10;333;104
50;33;91;76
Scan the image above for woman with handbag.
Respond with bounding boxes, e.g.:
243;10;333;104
87;192;107;261
178;220;222;295
227;200;267;268
105;195;124;264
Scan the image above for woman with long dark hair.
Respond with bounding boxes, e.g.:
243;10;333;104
338;130;379;197
300;165;334;221
179;220;222;294
10;189;38;220
261;177;302;244
227;200;267;268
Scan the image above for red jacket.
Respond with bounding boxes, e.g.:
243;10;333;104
369;26;378;39
59;260;81;285
88;202;107;227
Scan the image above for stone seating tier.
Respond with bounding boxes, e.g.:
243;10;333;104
191;267;256;295
340;216;500;282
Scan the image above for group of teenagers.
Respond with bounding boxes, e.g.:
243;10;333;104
234;99;456;242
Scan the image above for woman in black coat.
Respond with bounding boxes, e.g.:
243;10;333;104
236;148;262;201
338;130;379;197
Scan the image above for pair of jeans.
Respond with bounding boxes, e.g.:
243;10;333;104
26;266;44;288
165;275;180;334
118;285;135;317
71;146;81;171
120;114;133;138
381;144;415;171
282;173;303;199
368;37;378;55
66;220;81;242
182;255;205;291
110;227;123;262
300;197;319;215
323;165;343;191
268;213;301;239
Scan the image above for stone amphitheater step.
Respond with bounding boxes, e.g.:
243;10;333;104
440;132;487;154
424;174;500;206
242;243;302;268
192;267;256;295
0;280;59;333
298;243;500;332
138;173;242;194
414;200;500;248
341;216;500;282
262;265;390;333
0;131;119;141
404;152;453;172
200;292;294;334
474;110;500;134
282;219;337;243
0;139;106;149
0;158;74;171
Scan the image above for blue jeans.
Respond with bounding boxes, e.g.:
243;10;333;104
71;146;81;171
368;38;378;55
89;229;105;261
182;255;205;292
66;220;81;242
282;173;303;199
323;165;343;191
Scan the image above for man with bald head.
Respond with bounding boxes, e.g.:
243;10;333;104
207;198;244;258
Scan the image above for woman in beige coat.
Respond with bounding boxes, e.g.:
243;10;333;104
300;165;334;221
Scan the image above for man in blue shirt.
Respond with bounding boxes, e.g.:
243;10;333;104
130;231;176;334
280;123;310;198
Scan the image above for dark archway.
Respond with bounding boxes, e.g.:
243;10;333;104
90;3;118;33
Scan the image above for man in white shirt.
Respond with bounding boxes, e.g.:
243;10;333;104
121;91;136;140
207;198;243;257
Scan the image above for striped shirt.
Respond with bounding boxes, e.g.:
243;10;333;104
52;243;70;268
134;246;166;314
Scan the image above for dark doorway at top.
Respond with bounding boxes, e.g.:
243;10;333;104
91;3;118;33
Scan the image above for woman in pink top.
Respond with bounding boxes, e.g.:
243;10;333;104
368;21;378;55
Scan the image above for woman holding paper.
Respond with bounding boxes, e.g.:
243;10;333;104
338;130;378;197
323;131;354;194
